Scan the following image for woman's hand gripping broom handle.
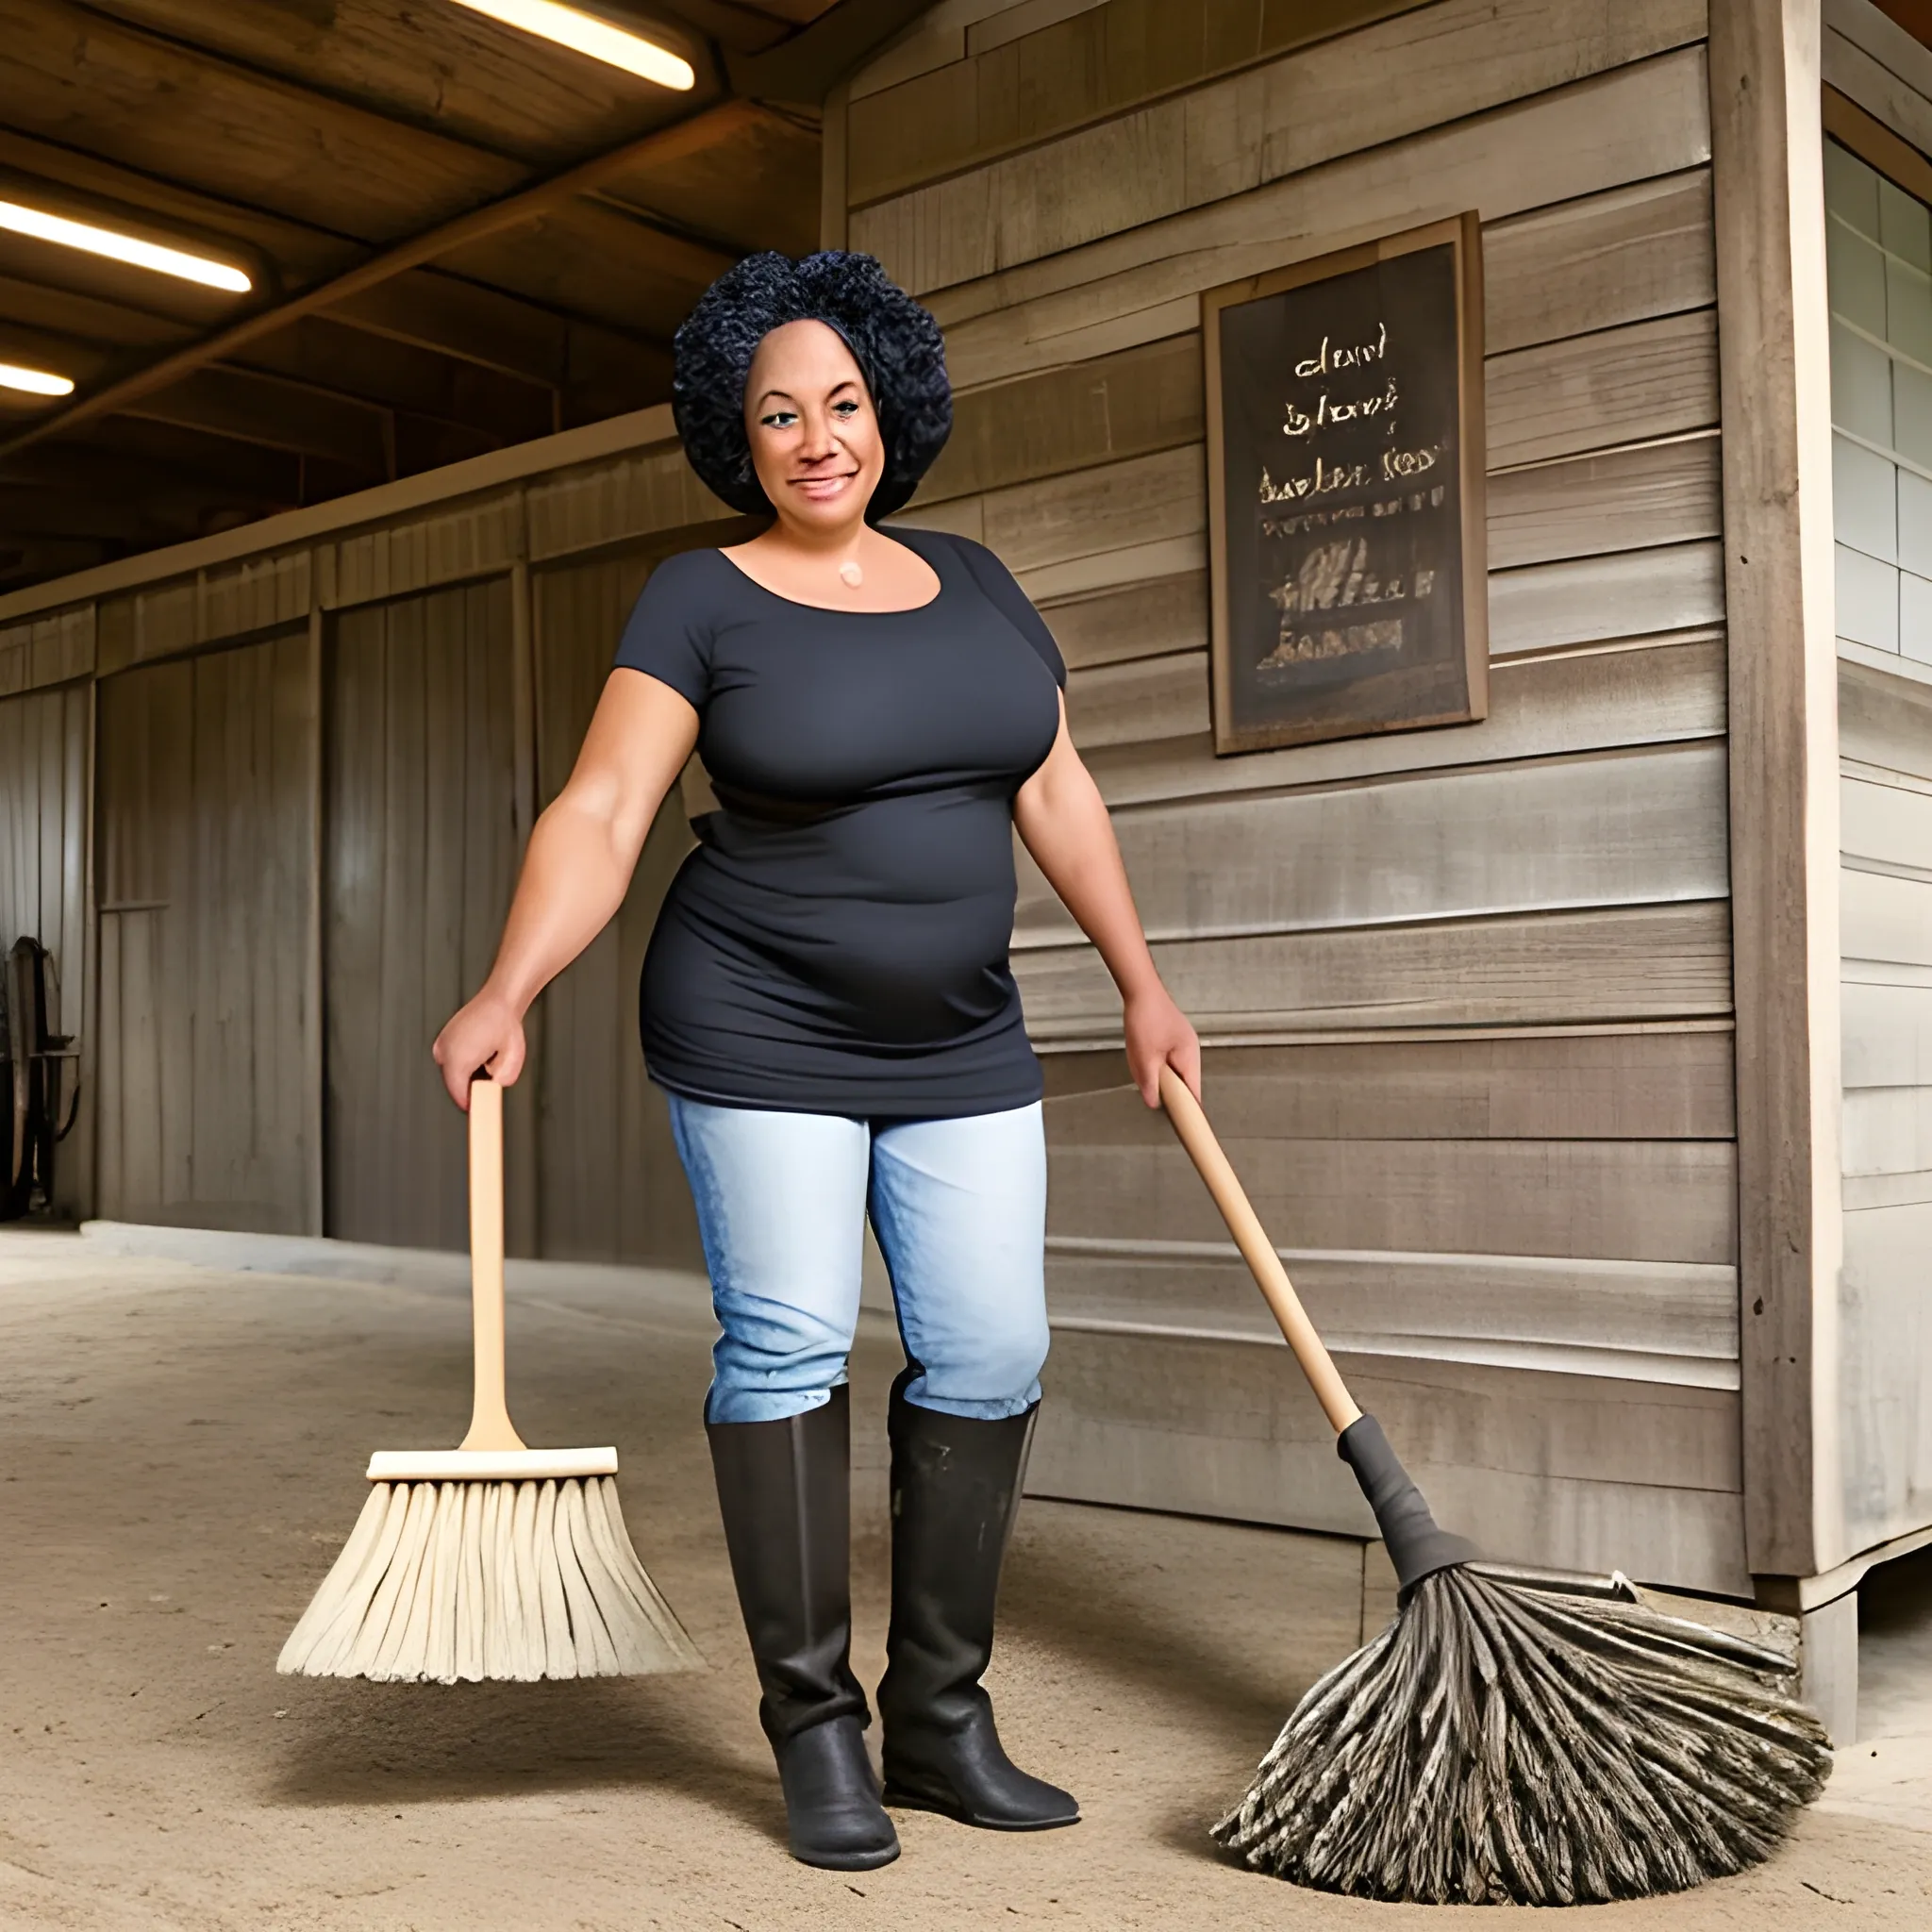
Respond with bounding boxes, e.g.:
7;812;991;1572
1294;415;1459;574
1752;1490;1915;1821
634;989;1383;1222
365;1077;613;1480
458;1074;527;1455
1158;1066;1362;1438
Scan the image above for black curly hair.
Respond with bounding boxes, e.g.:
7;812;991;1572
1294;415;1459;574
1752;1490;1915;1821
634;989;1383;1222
671;251;951;521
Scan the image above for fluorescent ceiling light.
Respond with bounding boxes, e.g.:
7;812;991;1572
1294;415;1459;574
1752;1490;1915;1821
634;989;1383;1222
0;360;75;397
0;199;252;293
450;0;694;88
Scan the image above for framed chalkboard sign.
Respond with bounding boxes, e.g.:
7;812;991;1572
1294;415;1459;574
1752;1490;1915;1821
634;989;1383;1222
1203;213;1488;755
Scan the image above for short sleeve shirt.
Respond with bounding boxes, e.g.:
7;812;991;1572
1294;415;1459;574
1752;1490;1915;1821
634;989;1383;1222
613;526;1065;1117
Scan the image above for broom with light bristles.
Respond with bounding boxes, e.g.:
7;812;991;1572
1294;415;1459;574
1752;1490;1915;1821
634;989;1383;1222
1157;1067;1830;1906
278;1074;703;1684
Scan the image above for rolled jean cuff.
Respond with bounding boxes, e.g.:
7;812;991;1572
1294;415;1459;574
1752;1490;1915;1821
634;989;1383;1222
705;1384;840;1425
898;1381;1042;1421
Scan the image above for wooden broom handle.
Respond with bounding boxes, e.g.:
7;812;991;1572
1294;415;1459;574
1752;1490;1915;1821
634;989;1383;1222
1158;1065;1363;1438
458;1075;526;1453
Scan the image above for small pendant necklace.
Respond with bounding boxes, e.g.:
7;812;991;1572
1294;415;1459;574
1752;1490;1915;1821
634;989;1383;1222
839;558;864;588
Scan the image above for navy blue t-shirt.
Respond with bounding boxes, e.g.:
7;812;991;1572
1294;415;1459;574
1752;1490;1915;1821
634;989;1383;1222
612;526;1065;1116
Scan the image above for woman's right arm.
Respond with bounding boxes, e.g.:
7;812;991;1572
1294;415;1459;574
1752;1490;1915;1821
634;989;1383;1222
432;668;698;1107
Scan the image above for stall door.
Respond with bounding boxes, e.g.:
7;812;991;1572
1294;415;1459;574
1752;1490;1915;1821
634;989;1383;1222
530;552;699;1268
324;579;516;1250
95;634;318;1232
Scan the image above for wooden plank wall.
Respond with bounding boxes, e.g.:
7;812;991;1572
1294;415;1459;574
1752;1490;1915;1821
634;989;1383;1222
0;680;92;1219
93;635;317;1233
324;580;517;1252
0;396;747;1262
530;548;702;1270
846;0;1748;1590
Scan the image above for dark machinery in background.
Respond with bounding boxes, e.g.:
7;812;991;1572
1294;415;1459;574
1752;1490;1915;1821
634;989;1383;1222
0;939;78;1221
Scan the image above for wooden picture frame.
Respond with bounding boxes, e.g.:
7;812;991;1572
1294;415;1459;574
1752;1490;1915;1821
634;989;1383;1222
1203;212;1488;755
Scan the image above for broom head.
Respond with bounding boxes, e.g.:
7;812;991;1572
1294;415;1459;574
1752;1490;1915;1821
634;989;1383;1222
277;1450;705;1683
1213;1416;1832;1904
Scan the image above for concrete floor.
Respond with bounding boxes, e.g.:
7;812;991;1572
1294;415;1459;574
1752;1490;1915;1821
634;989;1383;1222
2;1227;1930;1930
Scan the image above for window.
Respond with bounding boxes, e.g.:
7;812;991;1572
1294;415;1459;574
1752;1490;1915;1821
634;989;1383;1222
1826;135;1932;665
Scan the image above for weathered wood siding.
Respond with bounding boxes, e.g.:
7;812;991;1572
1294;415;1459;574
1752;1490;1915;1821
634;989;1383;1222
0;400;750;1266
94;634;317;1233
847;0;1744;1590
530;548;702;1270
324;580;518;1252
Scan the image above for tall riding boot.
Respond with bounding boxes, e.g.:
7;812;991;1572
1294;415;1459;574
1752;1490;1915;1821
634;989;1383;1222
876;1372;1079;1830
707;1385;900;1870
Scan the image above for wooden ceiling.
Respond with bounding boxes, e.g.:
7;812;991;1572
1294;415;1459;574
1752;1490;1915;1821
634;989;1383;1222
0;0;927;592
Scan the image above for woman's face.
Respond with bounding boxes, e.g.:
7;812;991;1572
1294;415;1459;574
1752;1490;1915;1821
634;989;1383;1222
743;319;884;537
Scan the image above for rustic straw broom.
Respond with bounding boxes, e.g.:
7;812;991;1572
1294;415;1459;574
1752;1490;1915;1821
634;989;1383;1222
278;1076;703;1684
1158;1068;1831;1905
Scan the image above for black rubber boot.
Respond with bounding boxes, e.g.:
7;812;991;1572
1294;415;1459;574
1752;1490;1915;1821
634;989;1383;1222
707;1386;900;1871
877;1373;1079;1830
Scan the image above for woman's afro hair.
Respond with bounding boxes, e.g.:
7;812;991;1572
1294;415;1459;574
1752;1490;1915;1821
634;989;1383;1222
672;251;951;521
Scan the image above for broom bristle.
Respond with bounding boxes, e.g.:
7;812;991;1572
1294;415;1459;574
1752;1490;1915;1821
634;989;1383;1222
1213;1565;1833;1905
276;1475;705;1683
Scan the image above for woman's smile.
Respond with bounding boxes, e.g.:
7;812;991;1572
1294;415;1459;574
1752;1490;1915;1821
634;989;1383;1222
792;468;858;501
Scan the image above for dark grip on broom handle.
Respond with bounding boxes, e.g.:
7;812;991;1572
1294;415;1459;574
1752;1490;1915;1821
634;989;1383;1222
458;1074;525;1454
1158;1065;1364;1439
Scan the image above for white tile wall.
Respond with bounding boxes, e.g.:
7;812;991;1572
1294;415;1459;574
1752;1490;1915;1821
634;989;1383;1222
1904;569;1932;664
1828;138;1932;658
1836;433;1898;560
1901;468;1932;575
1838;541;1901;651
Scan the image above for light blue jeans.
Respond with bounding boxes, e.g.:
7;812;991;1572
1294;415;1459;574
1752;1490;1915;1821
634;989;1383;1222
665;1095;1050;1425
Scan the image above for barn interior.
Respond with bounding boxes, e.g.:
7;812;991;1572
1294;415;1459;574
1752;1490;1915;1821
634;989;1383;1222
0;0;857;593
6;0;1932;1925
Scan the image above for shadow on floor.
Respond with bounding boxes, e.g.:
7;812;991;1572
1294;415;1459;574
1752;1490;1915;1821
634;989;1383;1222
267;1675;782;1844
1001;1502;1348;1738
1860;1542;1932;1736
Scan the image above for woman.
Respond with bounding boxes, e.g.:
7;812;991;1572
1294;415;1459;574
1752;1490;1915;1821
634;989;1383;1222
433;252;1200;1872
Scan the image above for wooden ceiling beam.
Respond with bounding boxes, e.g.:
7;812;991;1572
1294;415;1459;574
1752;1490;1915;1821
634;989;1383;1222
231;318;557;447
581;190;744;279
0;0;941;545
0;96;776;465
325;272;578;387
0;131;666;392
0;125;359;291
75;0;736;168
54;413;306;503
0;537;113;589
116;365;394;472
0;433;291;512
11;0;533;246
0;481;199;544
725;0;938;105
0;271;193;353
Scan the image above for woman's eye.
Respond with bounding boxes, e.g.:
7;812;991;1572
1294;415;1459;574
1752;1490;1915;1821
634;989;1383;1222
832;400;859;418
760;410;797;429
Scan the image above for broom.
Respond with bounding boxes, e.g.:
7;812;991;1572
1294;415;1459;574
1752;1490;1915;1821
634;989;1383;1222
1156;1067;1831;1905
277;1074;704;1684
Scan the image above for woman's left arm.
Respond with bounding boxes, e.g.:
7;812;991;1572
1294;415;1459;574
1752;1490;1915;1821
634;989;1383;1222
1013;698;1202;1107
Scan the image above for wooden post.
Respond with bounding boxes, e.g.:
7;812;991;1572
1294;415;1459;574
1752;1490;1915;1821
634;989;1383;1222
1707;0;1845;1582
304;601;325;1237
